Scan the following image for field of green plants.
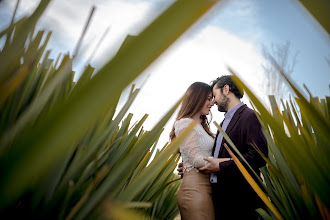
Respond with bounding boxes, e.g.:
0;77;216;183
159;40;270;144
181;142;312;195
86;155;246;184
0;0;216;219
0;0;328;219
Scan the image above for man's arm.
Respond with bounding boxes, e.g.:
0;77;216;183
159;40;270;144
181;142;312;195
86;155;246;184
199;157;231;173
219;112;268;175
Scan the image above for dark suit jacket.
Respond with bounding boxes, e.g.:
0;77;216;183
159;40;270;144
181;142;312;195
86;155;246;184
212;104;268;218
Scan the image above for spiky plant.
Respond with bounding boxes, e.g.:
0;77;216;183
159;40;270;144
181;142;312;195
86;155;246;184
0;0;218;219
215;68;329;220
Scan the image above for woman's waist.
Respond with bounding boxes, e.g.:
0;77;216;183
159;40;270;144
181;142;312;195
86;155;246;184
180;169;212;191
182;168;210;180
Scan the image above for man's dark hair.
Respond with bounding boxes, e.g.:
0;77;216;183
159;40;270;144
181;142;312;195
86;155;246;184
211;75;243;99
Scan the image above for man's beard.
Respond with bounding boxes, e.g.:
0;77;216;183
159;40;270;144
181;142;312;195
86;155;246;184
217;98;228;112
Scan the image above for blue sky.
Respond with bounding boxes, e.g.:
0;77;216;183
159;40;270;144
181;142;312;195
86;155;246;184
208;0;329;96
0;0;329;146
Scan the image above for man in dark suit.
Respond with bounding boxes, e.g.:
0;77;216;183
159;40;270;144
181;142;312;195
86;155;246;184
199;75;268;220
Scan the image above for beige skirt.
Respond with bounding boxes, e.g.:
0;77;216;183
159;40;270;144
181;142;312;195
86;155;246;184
177;169;215;220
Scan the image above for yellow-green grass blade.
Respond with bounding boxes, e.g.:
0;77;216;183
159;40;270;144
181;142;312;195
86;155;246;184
113;114;132;143
283;101;296;132
98;91;141;155
23;31;45;63
264;166;297;219
253;143;296;219
299;107;313;136
315;193;330;220
64;69;75;95
74;65;95;92
35;57;54;94
268;138;308;214
289;98;302;128
271;59;330;148
325;97;330;118
277;105;314;156
295;96;330;154
129;141;159;184
301;182;323;219
0;57;34;105
0;0;50;81
103;115;136;168
0;18;27;82
85;99;121;153
255;208;274;220
0;20;15;39
223;143;284;220
149;177;180;219
38;146;76;204
297;0;330;34
0;31;51;107
7;0;19;31
129;133;155;175
121;201;153;209
65;165;110;220
268;95;282;124
53;52;63;69
35;52;53;95
101;201;147;220
279;108;329;176
260;167;290;219
72;6;95;59
9;30;46;83
127;151;152;187
0;54;73;148
320;98;328;119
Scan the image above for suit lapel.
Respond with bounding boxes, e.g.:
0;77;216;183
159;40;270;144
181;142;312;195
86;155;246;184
212;121;223;154
219;104;247;155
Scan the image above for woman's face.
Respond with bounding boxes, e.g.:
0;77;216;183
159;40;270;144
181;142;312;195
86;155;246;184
200;92;214;115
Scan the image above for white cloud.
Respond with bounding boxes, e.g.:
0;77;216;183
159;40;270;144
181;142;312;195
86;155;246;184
29;0;176;79
121;25;267;147
1;0;268;150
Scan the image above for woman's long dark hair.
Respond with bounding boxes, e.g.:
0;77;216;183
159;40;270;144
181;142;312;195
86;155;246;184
169;82;214;141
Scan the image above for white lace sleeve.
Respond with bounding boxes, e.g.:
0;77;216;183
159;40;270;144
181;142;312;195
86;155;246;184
180;129;207;168
174;118;208;169
174;118;193;136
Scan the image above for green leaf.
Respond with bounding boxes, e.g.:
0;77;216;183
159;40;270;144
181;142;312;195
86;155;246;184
255;208;274;220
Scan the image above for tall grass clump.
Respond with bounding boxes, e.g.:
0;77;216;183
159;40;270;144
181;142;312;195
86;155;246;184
0;0;218;219
214;3;329;218
216;67;329;220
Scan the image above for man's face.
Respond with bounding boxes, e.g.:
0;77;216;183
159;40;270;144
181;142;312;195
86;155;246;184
212;85;228;112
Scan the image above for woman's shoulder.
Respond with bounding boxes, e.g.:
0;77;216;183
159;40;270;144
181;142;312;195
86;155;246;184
174;118;195;129
174;118;195;135
175;118;194;126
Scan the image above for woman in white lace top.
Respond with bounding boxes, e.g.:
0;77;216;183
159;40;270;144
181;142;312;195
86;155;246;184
170;82;215;220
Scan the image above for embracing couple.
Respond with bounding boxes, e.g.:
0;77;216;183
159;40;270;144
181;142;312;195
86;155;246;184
170;75;268;220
